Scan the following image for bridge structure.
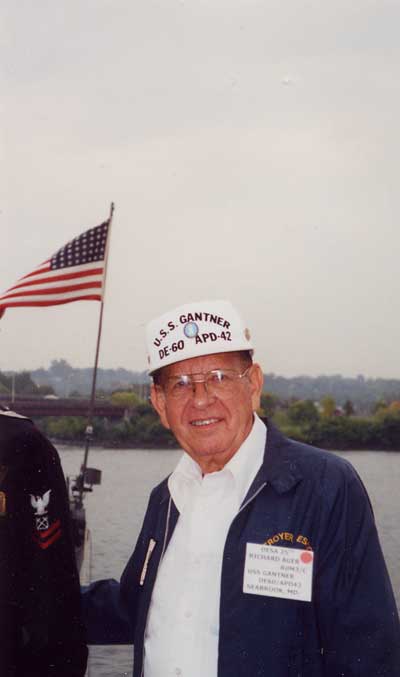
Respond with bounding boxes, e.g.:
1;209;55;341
0;396;126;418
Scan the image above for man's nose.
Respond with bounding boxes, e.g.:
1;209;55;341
191;380;213;406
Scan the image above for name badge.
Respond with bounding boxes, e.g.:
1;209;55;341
243;543;314;602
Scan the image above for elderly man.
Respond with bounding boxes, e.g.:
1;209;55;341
83;300;400;676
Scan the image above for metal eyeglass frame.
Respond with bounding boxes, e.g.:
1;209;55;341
161;366;252;399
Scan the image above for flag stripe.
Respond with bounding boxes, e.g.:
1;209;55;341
1;287;104;303
0;221;110;315
7;268;103;294
5;261;104;292
7;268;104;293
2;280;102;301
20;261;51;281
3;295;102;309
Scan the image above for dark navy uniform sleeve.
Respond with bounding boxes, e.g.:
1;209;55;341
81;494;155;645
0;413;88;677
81;579;133;644
81;480;171;649
314;456;400;675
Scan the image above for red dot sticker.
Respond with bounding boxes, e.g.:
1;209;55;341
300;551;313;564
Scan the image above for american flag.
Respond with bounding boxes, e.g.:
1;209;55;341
0;221;110;318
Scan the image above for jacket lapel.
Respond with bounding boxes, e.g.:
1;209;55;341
241;421;303;507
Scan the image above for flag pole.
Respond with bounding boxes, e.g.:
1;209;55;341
77;202;115;507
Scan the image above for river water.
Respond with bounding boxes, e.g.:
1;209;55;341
59;447;400;677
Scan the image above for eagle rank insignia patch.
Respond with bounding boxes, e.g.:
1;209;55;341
30;489;62;549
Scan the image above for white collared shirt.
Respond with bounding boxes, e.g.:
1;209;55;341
143;414;266;677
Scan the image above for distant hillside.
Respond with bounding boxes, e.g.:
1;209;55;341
263;373;400;411
7;360;400;413
30;359;150;397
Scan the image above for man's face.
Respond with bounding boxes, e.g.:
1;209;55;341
151;352;263;473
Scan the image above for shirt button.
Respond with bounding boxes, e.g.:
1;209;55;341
184;610;192;618
174;668;182;676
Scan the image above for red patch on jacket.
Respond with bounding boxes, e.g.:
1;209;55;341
33;519;62;549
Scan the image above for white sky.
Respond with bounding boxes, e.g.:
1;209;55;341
2;0;400;378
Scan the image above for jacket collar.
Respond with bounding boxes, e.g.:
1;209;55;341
159;420;303;505
243;420;303;501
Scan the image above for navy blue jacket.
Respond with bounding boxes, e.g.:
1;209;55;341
0;409;88;677
83;424;400;676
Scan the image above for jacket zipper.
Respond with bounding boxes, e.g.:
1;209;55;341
238;482;267;515
140;496;172;676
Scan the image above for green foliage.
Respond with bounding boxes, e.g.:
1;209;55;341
0;370;39;395
129;417;175;447
0;371;10;391
0;380;9;394
273;421;310;444
306;417;375;449
320;396;336;418
32;400;400;451
110;390;144;408
44;416;87;441
259;393;279;417
287;400;319;427
135;402;154;416
343;400;355;416
372;399;387;415
274;411;400;450
34;410;176;448
371;410;400;448
18;372;37;394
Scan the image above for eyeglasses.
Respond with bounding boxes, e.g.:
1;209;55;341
161;367;251;400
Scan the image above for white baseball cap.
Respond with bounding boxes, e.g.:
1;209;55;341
146;300;254;374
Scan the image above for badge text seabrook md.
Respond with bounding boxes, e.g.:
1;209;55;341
243;543;314;602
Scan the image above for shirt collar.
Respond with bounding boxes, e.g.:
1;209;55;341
168;414;266;513
225;413;266;506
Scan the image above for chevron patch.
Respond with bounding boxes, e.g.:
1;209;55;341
33;519;62;550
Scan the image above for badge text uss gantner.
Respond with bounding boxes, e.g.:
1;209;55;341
153;311;232;361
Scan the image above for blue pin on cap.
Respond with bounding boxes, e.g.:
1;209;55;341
146;300;253;374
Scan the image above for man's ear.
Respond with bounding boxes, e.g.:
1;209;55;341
249;363;264;412
150;384;171;430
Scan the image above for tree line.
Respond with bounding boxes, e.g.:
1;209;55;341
260;394;400;450
2;360;400;412
2;364;400;450
31;391;400;451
